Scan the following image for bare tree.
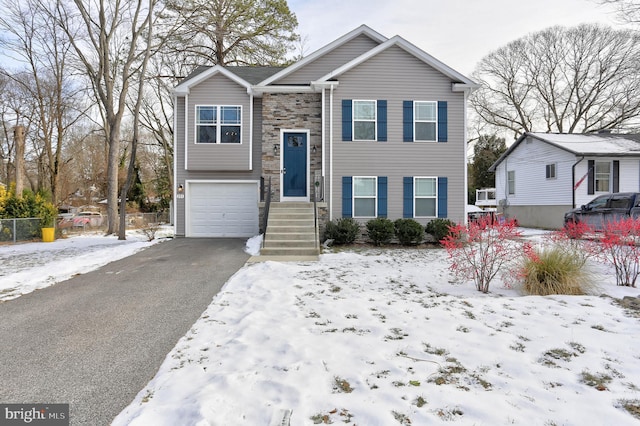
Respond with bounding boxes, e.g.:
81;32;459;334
0;0;86;203
161;0;299;66
599;0;640;25
55;0;156;235
117;1;156;240
471;24;640;138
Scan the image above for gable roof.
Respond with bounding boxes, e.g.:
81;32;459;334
258;24;388;86
174;65;284;95
315;35;477;89
174;25;477;95
490;132;640;171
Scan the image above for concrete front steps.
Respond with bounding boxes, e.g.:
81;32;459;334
254;202;319;261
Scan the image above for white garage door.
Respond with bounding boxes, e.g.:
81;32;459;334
187;181;259;237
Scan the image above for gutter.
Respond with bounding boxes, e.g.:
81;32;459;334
571;156;585;209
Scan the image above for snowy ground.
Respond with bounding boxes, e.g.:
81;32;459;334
0;228;172;301
2;230;640;425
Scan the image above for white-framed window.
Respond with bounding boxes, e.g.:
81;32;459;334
595;161;610;192
353;100;376;141
195;105;241;144
353;176;377;217
414;101;437;142
507;170;515;195
414;177;437;217
546;163;556;179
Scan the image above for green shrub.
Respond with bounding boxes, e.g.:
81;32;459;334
324;218;360;245
520;246;595;295
425;218;455;244
0;187;57;228
366;217;394;246
394;218;424;245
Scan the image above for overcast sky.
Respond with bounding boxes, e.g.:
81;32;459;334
288;0;625;76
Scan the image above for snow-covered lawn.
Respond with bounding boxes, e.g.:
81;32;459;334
2;230;639;424
114;236;640;425
0;229;169;301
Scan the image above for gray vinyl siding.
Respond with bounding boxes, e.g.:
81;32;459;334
329;45;467;224
277;34;381;85
186;73;252;171
175;96;186;236
175;95;263;237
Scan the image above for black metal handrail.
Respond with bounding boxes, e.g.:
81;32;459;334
313;181;319;253
262;176;272;247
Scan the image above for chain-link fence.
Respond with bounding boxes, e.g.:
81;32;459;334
0;218;44;243
59;211;170;236
0;212;171;243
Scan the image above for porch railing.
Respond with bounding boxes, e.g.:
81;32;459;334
313;181;319;253
262;176;272;247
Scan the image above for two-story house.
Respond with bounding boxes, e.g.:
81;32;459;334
172;25;477;244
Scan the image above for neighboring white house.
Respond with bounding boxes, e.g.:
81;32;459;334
489;131;640;229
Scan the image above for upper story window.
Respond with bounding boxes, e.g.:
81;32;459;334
595;161;610;192
196;105;241;144
353;100;376;141
403;100;447;142
546;163;556;179
414;101;437;141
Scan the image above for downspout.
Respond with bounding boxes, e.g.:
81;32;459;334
184;94;189;172
572;156;585;209
462;88;470;225
249;92;254;170
321;87;326;180
329;84;335;221
173;94;178;229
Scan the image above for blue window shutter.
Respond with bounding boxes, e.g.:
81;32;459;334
342;100;352;141
403;101;413;142
377;100;387;142
403;177;413;218
378;177;387;217
342;176;353;217
613;160;620;193
437;101;448;142
438;177;448;218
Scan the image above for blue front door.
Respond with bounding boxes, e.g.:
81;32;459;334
283;132;307;198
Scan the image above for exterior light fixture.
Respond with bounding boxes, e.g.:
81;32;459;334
177;184;184;193
312;145;317;154
273;144;279;155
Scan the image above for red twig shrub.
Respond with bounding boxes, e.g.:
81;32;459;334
441;216;523;293
598;218;640;287
549;221;595;267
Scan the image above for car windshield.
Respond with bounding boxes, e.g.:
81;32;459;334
587;196;609;209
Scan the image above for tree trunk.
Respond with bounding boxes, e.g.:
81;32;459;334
107;122;121;234
13;125;25;196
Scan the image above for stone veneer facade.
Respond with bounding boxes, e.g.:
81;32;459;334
261;92;323;201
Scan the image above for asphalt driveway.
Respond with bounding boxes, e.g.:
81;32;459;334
0;238;250;425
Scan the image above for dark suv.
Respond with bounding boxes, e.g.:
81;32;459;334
564;192;640;230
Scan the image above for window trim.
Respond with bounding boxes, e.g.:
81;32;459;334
414;176;438;218
595;161;611;192
545;163;557;180
507;170;515;195
413;101;438;142
352;176;378;218
195;104;242;144
352;100;377;141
